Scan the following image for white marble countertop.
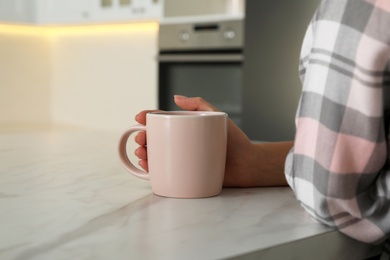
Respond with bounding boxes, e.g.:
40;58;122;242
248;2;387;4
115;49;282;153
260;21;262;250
0;129;381;260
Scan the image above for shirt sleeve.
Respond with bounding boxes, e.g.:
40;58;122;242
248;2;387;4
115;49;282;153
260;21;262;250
285;0;390;246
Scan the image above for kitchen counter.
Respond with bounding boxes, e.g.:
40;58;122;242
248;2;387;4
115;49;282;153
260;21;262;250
0;129;381;260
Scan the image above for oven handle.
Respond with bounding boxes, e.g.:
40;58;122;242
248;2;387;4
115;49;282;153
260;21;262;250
158;54;243;63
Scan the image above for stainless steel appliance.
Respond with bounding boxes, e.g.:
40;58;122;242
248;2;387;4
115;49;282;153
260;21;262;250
158;18;244;127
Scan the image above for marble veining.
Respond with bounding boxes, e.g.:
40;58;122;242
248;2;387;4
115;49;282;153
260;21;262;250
0;129;380;260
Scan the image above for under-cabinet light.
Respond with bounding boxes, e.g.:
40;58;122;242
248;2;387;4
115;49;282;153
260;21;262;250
0;22;158;36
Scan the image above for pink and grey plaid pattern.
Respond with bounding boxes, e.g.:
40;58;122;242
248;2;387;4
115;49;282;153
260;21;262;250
285;0;390;256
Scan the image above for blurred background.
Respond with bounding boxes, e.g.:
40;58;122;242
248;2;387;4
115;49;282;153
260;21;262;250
0;0;319;141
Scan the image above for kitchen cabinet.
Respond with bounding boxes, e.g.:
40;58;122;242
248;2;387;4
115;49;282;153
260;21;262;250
0;0;162;25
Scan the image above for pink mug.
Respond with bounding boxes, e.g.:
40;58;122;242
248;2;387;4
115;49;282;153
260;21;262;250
118;111;228;198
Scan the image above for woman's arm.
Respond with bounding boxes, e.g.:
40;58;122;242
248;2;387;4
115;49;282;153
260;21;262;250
286;0;390;244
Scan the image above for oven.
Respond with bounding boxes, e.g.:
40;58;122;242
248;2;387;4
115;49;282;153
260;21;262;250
158;18;244;127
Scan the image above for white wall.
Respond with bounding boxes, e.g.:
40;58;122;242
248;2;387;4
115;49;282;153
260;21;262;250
0;23;158;131
0;27;51;126
50;23;158;131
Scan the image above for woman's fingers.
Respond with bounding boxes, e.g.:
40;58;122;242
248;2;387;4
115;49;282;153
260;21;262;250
136;96;217;125
135;146;147;160
135;131;146;146
174;95;219;112
134;110;155;173
135;110;159;125
138;159;149;172
135;147;148;171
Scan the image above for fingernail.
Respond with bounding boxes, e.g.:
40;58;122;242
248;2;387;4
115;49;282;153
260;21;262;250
174;95;188;100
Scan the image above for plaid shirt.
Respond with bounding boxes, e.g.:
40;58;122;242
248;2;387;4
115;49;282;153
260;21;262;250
284;0;390;257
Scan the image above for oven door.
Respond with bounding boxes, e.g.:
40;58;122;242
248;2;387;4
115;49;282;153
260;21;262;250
158;52;243;127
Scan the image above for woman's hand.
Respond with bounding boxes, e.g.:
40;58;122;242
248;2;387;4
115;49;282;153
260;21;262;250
134;95;291;187
134;95;255;187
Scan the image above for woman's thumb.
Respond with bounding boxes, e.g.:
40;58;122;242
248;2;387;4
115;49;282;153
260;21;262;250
174;95;219;111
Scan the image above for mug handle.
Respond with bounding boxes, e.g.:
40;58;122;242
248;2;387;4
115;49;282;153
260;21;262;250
118;125;150;180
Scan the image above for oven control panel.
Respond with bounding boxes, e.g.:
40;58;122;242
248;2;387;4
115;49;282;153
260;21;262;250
158;18;244;51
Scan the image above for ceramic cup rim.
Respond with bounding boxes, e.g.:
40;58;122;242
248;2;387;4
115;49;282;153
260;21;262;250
148;111;227;118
